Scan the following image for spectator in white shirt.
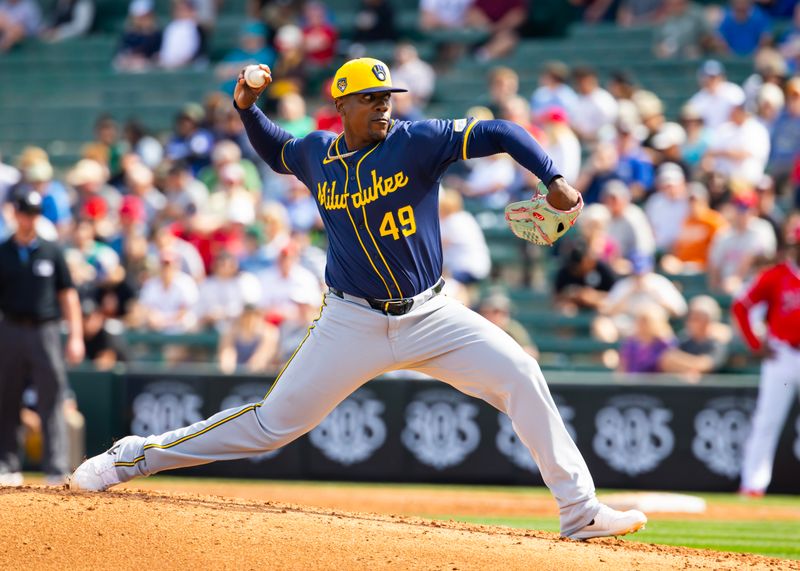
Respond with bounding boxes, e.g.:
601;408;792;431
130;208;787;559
594;252;688;342
0;0;41;52
158;0;202;69
439;188;490;284
531;61;578;118
136;249;199;333
539;106;581;183
198;252;261;332
687;60;746;129
705;99;771;184
601;180;656;262
570;66;619;141
708;190;777;295
419;0;473;29
645;163;691;252
257;240;322;326
393;43;435;106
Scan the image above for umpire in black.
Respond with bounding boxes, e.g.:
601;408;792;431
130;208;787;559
0;189;84;484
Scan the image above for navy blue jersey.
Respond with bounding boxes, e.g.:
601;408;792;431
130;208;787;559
237;104;560;300
279;119;475;299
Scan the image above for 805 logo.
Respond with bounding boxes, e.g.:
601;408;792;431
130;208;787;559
401;389;480;470
221;382;280;463
692;397;754;479
131;381;204;436
496;395;576;473
592;395;674;476
309;388;386;465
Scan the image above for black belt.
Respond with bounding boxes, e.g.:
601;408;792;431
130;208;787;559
329;278;445;316
1;314;56;326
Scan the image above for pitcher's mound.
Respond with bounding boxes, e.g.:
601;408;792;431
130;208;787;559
0;487;785;570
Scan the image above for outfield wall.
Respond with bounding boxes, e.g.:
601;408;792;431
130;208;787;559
69;368;800;493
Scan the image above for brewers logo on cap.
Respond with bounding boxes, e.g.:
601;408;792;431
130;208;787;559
330;57;408;99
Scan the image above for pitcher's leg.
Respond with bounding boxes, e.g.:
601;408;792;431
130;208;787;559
402;298;598;535
110;296;393;482
740;355;795;493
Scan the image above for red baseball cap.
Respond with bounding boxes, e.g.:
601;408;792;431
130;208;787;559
539;106;568;124
731;191;758;209
82;196;108;220
119;195;145;222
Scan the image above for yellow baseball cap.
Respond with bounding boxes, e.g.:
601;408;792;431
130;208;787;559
330;57;408;99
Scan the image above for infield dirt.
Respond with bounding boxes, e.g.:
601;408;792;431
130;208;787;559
1;484;797;571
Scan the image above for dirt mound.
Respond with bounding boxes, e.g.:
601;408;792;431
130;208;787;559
1;487;793;571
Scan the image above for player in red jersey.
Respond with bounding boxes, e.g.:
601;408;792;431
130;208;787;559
731;223;800;496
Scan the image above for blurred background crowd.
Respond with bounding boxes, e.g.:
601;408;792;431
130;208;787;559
0;0;799;378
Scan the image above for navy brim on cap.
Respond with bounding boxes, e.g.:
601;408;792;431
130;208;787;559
349;86;408;95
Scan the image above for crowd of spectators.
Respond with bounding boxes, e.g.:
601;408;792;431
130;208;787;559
1;0;799;378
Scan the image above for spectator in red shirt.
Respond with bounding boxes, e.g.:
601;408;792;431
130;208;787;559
314;79;344;134
302;1;337;67
466;0;527;61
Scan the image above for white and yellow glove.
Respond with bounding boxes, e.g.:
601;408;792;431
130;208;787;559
504;184;584;246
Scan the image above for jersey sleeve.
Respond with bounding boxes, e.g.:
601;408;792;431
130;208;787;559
736;268;774;309
408;118;477;181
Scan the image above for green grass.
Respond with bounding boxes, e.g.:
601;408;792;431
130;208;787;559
430;515;800;560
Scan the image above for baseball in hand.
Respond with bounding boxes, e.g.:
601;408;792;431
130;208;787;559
244;65;269;89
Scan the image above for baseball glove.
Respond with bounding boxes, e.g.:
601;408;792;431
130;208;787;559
504;188;584;246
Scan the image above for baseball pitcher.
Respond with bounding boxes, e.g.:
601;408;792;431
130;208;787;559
69;59;646;540
732;224;800;496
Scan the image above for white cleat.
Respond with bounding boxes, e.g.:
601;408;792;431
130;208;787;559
566;504;647;540
0;472;23;486
67;448;122;492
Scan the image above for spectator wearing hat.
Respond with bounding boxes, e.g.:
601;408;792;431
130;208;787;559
531;61;578;118
708;189;777;294
133;249;199;334
754;82;786;131
353;0;397;43
0;190;84;486
615;116;655;198
554;238;616;313
679;104;710;169
67;158;122;218
645;163;691;252
122;162;166;226
216;21;276;94
218;303;278;374
601;180;656;262
767;77;800;185
20;158;72;239
0;0;41;52
478;292;538;358
108;194;146;262
717;0;772;56
539;107;581;183
161;160;208;223
70;218;123;287
439;188;491;285
165;104;215;174
269;24;306;97
158;0;203;69
742;49;788;115
661;183;728;274
651;122;692;180
571;66;619;141
654;0;713;59
114;0;161;72
618;304;676;374
705;96;771;184
687;60;747;130
205;162;256;229
660;295;730;380
594;252;687;342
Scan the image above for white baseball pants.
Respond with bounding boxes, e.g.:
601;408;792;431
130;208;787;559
741;339;800;492
113;292;600;535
